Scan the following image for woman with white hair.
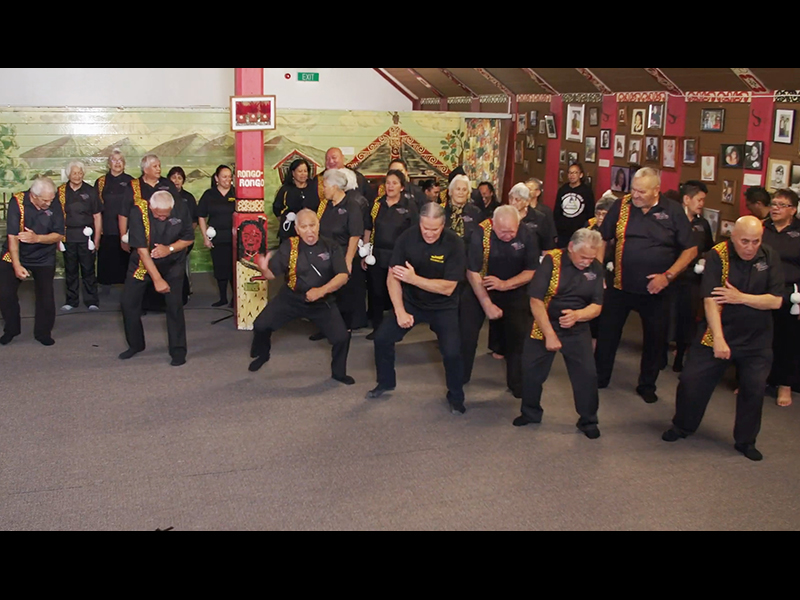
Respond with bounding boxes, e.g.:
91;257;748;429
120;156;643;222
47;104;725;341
95;149;134;289
58;160;103;311
443;174;483;242
508;182;556;253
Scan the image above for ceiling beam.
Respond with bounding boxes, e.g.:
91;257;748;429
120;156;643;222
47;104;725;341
731;68;770;92
643;69;684;95
575;68;613;94
406;68;447;111
439;69;480;111
520;68;559;95
374;68;420;110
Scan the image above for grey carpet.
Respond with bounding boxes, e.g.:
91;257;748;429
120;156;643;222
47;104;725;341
1;274;798;531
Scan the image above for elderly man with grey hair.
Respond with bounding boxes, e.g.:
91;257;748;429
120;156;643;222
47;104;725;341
514;228;605;439
594;167;697;404
0;176;64;346
119;190;195;366
58;160;103;311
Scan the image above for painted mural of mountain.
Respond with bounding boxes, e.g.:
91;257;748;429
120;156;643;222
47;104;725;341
94;137;149;161
21;136;101;167
148;134;212;159
186;168;212;183
198;133;236;155
264;136;326;171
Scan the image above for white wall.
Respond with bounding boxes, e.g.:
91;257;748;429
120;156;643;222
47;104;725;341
264;68;413;111
0;68;234;108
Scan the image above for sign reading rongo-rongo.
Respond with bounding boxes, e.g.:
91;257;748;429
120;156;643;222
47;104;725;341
237;169;264;189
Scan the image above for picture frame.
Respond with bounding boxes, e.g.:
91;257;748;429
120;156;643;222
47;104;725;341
701;155;717;183
545;114;557;139
566;103;585;142
648;104;664;131
774;109;795;144
700;108;725;132
600;129;611;150
568;151;579;166
631;109;646;136
744;141;764;171
539;121;547;135
536;145;545;164
628;138;642;165
721;144;744;169
614;134;626;159
703;208;720;242
645;136;660;163
231;95;276;131
517;113;528;134
683;138;698;165
526;133;536;150
585;137;597;163
530;111;539;127
611;165;631;193
618;108;627;125
721;180;736;205
515;140;524;164
589;107;600;127
792;164;800;187
523;159;530;173
767;158;792;192
720;219;736;238
662;137;677;170
559;169;566;183
560;149;567;164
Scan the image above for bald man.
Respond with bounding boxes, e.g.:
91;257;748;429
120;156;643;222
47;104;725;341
312;147;376;206
663;217;784;462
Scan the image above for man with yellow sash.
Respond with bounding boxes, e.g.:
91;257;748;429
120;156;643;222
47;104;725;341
248;210;354;385
594;168;697;404
513;229;605;438
663;217;784;462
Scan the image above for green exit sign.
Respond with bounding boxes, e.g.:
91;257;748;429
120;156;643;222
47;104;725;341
298;72;320;82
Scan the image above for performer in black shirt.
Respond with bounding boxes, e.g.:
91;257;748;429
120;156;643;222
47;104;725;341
525;178;557;249
474;181;501;222
58;161;103;311
311;147;376;205
663;217;784;462
509;182;556;253
198;165;236;307
514;229;605;438
248;210;354;385
595;168;697;404
119;191;195;366
763;189;800;408
95;149;134;287
368;203;467;415
388;159;427;211
274;158;315;242
443;174;483;243
586;194;616;345
554;163;595;248
0;177;64;346
167;166;199;295
461;206;538;398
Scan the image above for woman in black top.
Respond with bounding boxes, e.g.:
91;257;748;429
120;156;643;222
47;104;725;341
198;165;236;307
273;158;316;241
474;181;501;222
554;162;595;248
168;166;199;294
95;150;134;287
363;170;419;338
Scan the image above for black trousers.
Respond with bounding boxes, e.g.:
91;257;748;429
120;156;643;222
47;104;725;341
768;301;800;389
0;261;56;339
595;287;672;394
673;279;702;351
121;274;187;360
374;305;465;406
63;242;98;307
459;286;529;397
521;329;599;429
210;241;233;282
336;255;367;331
97;235;130;285
252;290;351;379
673;344;772;446
367;265;391;332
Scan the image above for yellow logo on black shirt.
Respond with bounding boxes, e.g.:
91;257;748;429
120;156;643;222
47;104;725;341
430;255;445;264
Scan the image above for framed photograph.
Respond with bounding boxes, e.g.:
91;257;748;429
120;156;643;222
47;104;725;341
722;180;736;205
600;129;611;150
703;208;720;242
523;159;530;173
536;145;545;163
568;151;579;166
526;133;536;150
531;110;539;127
645;136;660;163
720;219;736;238
517;113;528;134
683;138;698;165
589;107;600;127
545;114;557;139
628;138;642;164
774;109;795;144
767;158;792;192
701;108;725;132
566;103;585;142
559;169;565;183
560;149;567;164
231;95;276;131
611;166;631;193
585;175;593;189
515;140;524;164
701;155;717;183
648;104;664;130
585;137;597;163
721;144;744;169
792;165;800;187
743;141;764;171
539;120;546;135
614;134;626;158
662;137;677;170
631;109;646;136
618;108;627;125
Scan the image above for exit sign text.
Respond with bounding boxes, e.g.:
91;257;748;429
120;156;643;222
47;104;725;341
298;72;320;82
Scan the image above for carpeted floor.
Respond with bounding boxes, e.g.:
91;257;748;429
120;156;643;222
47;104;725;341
1;273;798;531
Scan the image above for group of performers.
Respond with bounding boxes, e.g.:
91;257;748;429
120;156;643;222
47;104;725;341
2;147;799;462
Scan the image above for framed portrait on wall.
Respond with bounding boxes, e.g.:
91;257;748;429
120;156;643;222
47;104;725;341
646;136;660;162
792;164;800;187
600;129;611;150
774;109;795;144
662;137;677;170
631;109;646;135
614;134;626;158
722;180;736;205
648;104;664;130
744;141;764;170
531;111;539;127
515;140;524;164
536;145;545;163
628;138;642;164
767;158;792;191
701;108;725;132
527;133;536;150
585;137;597;163
560;149;567;164
589;107;600;127
231;95;276;131
568;151;579;166
683;138;698;164
703;208;720;242
566;103;585;142
721;144;744;168
618;108;627;124
518;113;528;134
701;155;717;183
539;121;546;135
720;219;735;238
611;166;631;193
545;114;558;139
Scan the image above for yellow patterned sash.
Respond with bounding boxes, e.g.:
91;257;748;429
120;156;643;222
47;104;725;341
287;237;300;291
439;190;448;208
479;219;493;278
701;241;730;347
369;198;382;246
2;193;25;263
316;179;328;219
97;176;106;204
588;217;598;230
614;196;632;290
531;249;563;340
130;179;151;281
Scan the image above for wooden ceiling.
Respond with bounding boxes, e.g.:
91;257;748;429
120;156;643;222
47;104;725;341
379;68;800;100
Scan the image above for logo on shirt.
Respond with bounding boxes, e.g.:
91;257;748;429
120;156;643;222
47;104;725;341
168;218;182;225
318;252;330;261
788;231;800;238
396;208;408;215
430;255;445;264
693;224;705;232
584;272;598;281
654;212;671;221
228;197;236;203
463;216;473;223
80;193;90;200
754;261;769;272
338;208;348;215
45;210;52;216
511;242;525;251
561;193;586;219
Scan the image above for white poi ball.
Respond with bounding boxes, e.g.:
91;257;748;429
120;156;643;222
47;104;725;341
365;254;376;266
695;259;706;275
121;233;129;244
83;226;93;237
206;227;217;240
88;239;95;251
606;262;614;272
59;241;66;252
791;285;800;305
359;243;372;258
285;212;297;223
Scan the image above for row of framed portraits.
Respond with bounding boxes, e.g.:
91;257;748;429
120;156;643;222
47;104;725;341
698;107;798;146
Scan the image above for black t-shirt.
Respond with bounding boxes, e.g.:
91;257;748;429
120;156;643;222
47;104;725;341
473;197;501;223
197;186;237;244
600;196;696;295
269;235;348;302
369;196;419;268
390;227;466;311
2;191;65;268
528;251;605;336
273;183;316;240
701;241;784;350
121;177;181;220
179;189;198;224
522;207;556;252
313;168;376;204
96;172;133;236
763;218;800;290
127;198;195;281
678;215;715;284
532;202;557;247
346;189;372;232
311;196;363;252
467;222;539;282
405;182;428;212
59;182;102;243
554;183;595;247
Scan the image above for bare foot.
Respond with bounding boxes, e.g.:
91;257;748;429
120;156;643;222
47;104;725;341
492;353;504;360
777;386;793;408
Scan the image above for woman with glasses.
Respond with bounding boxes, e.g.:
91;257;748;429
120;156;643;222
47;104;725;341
763;189;800;407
